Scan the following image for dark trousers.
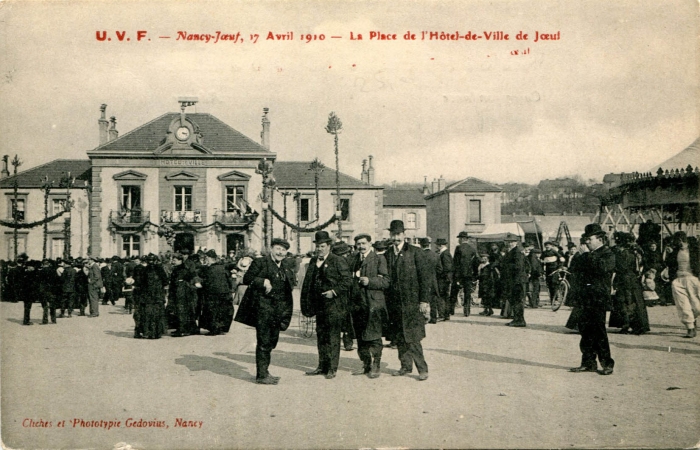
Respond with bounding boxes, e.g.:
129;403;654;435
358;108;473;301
437;279;451;318
23;301;33;324
546;274;558;302
42;296;57;323
88;287;100;316
396;335;428;374
75;292;88;313
357;338;383;369
342;312;355;349
510;283;526;324
255;314;281;379
61;292;74;314
578;306;614;370
124;291;134;311
315;311;343;372
450;278;473;316
529;277;540;307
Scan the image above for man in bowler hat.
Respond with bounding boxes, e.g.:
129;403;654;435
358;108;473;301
236;238;295;384
435;238;453;321
300;231;352;379
570;223;616;375
502;233;527;327
450;231;478;316
384;220;431;380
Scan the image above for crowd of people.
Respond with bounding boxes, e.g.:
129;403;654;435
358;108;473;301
1;219;698;384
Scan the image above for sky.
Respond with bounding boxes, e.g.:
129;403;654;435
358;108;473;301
0;0;697;185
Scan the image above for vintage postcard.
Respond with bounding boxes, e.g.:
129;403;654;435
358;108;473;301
1;0;698;449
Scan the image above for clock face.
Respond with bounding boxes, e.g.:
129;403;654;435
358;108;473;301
175;126;190;141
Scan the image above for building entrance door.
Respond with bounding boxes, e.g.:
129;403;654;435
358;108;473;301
226;234;245;255
174;233;195;254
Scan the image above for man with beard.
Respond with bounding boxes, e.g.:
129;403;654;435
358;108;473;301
300;231;352;379
348;234;390;378
236;238;295;385
570;224;616;375
384;220;430;381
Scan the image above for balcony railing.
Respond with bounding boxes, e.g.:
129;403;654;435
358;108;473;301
161;210;203;223
109;210;150;226
214;210;255;224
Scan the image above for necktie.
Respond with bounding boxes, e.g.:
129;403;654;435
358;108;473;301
318;255;325;261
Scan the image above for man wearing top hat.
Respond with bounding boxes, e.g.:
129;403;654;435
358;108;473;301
450;231;478;317
300;230;352;379
235;238;295;384
570;223;616;375
435;238;453;321
384;220;431;380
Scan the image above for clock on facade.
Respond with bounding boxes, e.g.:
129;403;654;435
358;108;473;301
175;126;190;141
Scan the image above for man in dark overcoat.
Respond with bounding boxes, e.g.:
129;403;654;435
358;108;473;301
502;233;528;327
235;238;295;385
419;238;442;324
300;231;352;379
525;242;543;308
200;250;234;336
449;231;478;317
435;238;453;321
38;259;60;324
57;259;76;318
348;233;390;378
384;220;431;380
570;223;616;375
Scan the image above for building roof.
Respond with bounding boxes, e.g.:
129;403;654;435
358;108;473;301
538;178;578;189
649;137;700;173
91;113;272;154
272;161;381;190
602;173;623;183
426;177;501;199
0;159;91;189
383;188;426;207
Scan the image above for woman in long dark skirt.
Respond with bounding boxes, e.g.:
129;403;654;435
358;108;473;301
168;253;199;337
134;254;169;339
611;232;650;335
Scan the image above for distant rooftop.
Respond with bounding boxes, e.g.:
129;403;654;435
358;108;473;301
426;177;502;199
0;159;91;189
273;161;381;190
384;188;426;207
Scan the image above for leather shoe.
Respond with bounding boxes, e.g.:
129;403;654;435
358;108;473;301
256;376;279;385
597;367;614;376
324;370;336;379
392;369;412;376
569;366;597;373
683;328;697;338
352;367;371;375
510;322;526;328
305;368;325;376
418;373;429;381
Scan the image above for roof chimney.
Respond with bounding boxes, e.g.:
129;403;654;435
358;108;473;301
1;155;9;179
422;176;429;195
108;116;118;141
438;175;446;192
260;108;270;150
367;155;375;185
361;159;368;183
431;178;439;194
98;104;109;145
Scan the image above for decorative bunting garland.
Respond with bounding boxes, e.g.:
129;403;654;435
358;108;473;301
268;206;337;232
0;210;67;229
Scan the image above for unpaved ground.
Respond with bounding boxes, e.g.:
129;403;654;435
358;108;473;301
2;298;698;449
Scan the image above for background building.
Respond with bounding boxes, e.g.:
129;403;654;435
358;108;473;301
425;177;503;252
